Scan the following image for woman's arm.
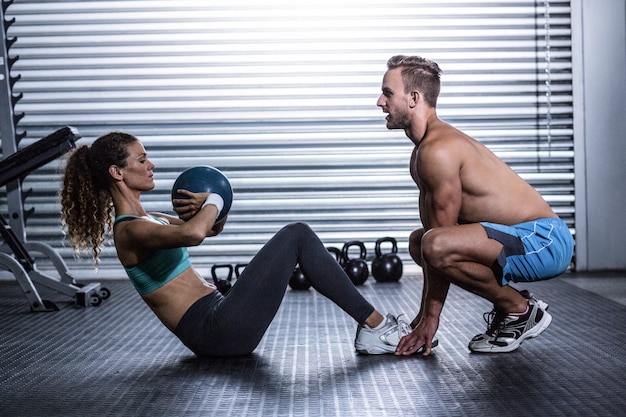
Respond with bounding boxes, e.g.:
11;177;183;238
119;204;221;252
148;212;185;225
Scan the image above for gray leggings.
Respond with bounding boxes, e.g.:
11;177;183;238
174;222;375;357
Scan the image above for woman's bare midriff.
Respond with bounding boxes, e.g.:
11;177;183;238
140;267;216;331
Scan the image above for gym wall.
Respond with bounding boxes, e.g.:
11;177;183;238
571;0;626;271
0;1;574;277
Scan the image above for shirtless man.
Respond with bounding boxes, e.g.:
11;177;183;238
375;55;574;355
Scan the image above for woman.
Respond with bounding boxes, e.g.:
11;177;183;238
60;131;410;357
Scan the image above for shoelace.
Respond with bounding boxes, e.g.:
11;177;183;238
396;317;412;336
483;309;507;337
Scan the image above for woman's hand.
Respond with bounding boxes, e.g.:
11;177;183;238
172;189;209;221
173;189;228;238
207;215;228;237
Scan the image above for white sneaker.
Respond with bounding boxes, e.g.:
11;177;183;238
468;297;552;353
354;313;412;354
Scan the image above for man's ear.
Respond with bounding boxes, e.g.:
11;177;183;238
108;165;123;180
410;90;420;107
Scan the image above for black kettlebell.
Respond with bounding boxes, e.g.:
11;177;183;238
341;241;369;285
289;264;311;290
372;237;403;282
327;246;343;265
211;263;233;294
235;263;247;279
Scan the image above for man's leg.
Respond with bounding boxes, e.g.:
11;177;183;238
420;224;528;314
419;224;552;353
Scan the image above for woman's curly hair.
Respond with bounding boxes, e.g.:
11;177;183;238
60;132;138;264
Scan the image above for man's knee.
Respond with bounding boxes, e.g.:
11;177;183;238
409;228;426;266
421;229;452;270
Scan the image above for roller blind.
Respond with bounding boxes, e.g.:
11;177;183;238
2;0;574;274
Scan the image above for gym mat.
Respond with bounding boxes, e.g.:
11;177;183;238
1;274;625;417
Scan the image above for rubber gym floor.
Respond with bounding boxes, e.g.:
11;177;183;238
1;271;625;417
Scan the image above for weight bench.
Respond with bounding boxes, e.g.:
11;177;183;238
0;126;110;311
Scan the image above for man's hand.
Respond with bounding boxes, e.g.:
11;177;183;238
395;317;439;356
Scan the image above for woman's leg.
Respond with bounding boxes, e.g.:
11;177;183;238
210;222;376;356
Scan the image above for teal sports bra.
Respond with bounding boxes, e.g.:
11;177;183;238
114;215;192;295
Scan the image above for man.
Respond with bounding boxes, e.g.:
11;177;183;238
375;55;574;355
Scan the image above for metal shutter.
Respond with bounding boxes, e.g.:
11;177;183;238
2;0;574;275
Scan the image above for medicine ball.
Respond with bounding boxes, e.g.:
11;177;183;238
171;165;233;221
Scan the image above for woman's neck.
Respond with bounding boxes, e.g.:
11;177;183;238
110;185;148;217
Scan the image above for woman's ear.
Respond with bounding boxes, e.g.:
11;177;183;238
108;165;123;180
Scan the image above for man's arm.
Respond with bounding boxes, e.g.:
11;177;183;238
418;143;463;228
397;141;463;355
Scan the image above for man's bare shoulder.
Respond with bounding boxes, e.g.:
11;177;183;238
418;121;473;159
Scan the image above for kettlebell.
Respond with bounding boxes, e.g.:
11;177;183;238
341;241;369;285
289;264;312;290
327;246;343;265
234;263;247;279
211;263;233;294
372;237;403;282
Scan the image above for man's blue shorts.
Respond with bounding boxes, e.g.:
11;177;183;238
480;218;574;286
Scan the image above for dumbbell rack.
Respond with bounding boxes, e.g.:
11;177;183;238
0;1;108;311
0;0;25;240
